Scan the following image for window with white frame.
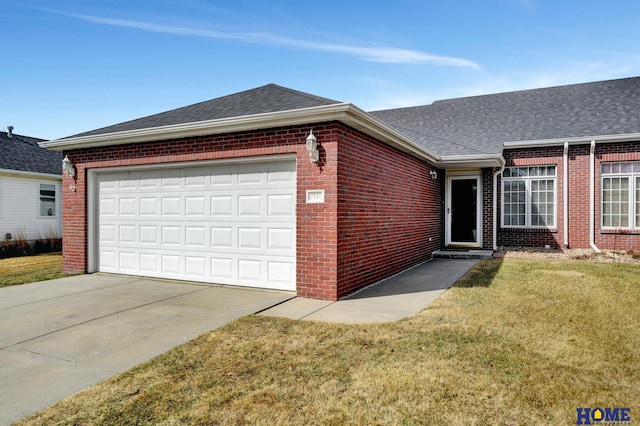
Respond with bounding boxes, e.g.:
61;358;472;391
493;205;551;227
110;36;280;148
39;183;56;217
502;166;556;228
601;161;640;229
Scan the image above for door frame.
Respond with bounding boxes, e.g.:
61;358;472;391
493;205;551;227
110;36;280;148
445;172;482;247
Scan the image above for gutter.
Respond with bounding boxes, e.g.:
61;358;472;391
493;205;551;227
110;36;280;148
503;132;640;148
563;142;569;248
589;140;601;253
492;155;506;251
0;168;61;180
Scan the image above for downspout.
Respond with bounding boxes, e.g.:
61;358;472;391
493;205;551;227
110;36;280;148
493;155;506;251
589;140;601;253
563;142;569;248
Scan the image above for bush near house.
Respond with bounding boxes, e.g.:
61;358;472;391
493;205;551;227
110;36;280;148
0;234;62;259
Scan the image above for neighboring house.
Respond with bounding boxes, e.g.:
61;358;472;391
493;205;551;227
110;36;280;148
1;128;62;244
40;77;640;300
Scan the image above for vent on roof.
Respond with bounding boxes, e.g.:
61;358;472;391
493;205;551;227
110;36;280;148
6;125;13;138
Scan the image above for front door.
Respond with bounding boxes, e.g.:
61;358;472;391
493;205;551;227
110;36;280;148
446;175;482;247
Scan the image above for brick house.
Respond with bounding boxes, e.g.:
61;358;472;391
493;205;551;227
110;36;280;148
41;77;640;300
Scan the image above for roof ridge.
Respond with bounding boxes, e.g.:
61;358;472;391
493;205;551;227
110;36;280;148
371;76;640;114
1;132;46;143
266;83;341;105
432;76;640;106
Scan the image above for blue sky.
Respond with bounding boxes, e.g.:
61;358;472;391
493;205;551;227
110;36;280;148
2;0;640;140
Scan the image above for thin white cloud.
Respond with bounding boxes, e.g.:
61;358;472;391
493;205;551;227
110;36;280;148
63;12;480;69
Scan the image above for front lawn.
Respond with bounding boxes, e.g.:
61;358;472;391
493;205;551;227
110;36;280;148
17;258;640;425
0;253;66;287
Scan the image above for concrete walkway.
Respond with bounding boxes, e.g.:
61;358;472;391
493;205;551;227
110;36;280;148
1;257;480;424
0;275;294;425
260;258;481;323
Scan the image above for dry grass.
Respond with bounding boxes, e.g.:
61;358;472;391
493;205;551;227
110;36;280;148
17;258;640;425
0;253;66;287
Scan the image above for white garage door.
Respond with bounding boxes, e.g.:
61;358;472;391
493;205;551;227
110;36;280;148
97;160;296;291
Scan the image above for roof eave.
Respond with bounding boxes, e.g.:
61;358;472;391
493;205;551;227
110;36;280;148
438;154;504;169
0;168;62;180
503;132;640;148
38;103;440;164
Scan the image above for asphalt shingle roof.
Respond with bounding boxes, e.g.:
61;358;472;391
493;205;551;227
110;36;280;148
62;77;640;160
0;131;61;175
69;84;342;138
370;77;640;156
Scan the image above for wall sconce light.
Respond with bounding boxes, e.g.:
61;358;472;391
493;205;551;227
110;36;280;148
62;155;75;178
430;170;438;180
306;130;319;163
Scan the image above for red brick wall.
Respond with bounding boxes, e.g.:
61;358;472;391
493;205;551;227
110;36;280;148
481;168;494;249
335;127;442;299
567;145;590;248
62;121;442;301
62;122;341;299
500;142;640;251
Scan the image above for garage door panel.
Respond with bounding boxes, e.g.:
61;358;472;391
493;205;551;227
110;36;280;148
139;225;158;244
140;253;158;272
161;197;181;216
118;225;136;243
185;196;206;216
211;257;234;281
100;224;116;242
185;226;206;247
100;251;116;268
119;198;136;216
119;252;137;271
211;195;233;216
97;161;296;291
100;198;116;216
268;194;295;216
268;261;295;286
211;226;233;248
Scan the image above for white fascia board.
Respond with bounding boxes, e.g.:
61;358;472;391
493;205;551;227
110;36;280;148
503;132;640;149
438;154;504;169
0;168;62;180
37;103;440;164
39;104;355;151
337;104;440;163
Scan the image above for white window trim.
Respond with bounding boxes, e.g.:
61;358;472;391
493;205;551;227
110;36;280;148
600;162;640;231
38;182;57;219
501;166;557;229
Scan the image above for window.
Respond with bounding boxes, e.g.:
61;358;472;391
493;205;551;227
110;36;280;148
39;183;56;217
502;166;556;228
601;161;640;229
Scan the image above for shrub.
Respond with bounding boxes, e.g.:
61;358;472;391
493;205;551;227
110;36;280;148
0;235;62;259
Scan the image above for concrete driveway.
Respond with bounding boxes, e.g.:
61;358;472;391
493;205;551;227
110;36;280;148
0;274;294;425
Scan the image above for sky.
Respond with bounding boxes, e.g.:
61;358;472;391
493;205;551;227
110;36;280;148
2;0;640;140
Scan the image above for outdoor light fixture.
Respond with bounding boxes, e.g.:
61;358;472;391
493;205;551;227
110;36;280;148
306;130;319;163
430;170;438;180
62;155;75;178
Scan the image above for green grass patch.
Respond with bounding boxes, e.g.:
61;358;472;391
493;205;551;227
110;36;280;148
0;253;68;287
17;258;640;425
